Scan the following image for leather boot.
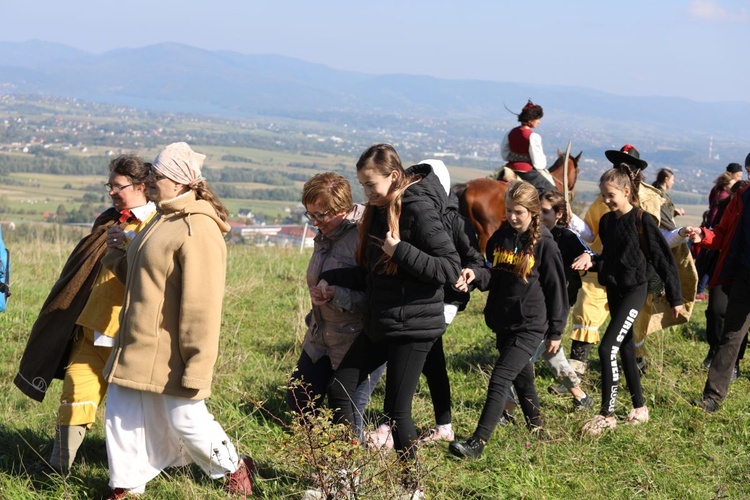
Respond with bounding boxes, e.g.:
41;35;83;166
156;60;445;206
225;456;256;496
48;425;86;474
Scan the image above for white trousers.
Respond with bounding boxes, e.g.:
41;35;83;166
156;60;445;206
106;384;240;490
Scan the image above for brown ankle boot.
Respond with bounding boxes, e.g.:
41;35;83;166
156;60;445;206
225;456;256;496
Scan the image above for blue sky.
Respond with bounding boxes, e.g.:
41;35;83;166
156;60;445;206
4;0;748;103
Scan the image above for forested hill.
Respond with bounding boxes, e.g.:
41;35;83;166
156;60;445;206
1;40;749;138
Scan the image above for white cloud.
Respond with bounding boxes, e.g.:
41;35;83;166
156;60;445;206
688;0;749;22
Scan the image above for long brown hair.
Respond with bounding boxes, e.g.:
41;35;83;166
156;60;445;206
506;181;542;282
193;183;229;222
355;144;418;275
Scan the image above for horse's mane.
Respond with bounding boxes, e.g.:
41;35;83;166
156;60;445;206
548;152;580;173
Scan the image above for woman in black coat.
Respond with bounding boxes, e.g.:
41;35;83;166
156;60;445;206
324;144;460;495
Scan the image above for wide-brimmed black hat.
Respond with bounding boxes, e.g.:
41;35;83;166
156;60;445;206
605;144;648;170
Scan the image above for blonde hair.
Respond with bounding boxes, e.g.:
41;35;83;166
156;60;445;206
355;144;418;275
506;181;542;282
302;172;353;214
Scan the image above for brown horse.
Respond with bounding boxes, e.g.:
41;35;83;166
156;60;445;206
453;150;581;253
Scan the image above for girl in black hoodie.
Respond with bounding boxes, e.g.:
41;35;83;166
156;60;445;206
324;144;460;494
573;167;682;435
449;181;568;459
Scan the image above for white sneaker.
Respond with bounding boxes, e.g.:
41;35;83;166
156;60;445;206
420;425;455;444
399;487;425;500
582;414;617;436
366;424;394;450
625;406;649;425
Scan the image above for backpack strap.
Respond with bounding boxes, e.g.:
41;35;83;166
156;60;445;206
636;208;651;256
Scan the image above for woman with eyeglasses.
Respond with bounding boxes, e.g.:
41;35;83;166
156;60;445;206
14;155;156;475
285;173;377;430
100;143;254;498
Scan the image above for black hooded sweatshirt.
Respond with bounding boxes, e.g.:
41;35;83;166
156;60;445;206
472;224;568;345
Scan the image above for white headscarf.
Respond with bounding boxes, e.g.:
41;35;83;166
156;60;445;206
152;142;206;188
420;159;450;196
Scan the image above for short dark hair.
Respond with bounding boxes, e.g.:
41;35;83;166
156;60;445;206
109;154;149;184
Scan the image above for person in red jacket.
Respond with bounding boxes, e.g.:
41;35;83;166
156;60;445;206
686;152;750;412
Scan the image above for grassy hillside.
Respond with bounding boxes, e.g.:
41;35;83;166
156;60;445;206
0;227;747;499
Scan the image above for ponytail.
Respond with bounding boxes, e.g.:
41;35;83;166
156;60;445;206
192;183;229;222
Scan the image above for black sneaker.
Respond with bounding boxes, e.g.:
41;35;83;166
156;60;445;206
572;395;594;411
702;349;715;369
691;397;720;413
731;364;741;383
448;437;485;459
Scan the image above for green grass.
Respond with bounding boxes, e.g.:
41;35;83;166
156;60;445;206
0;227;748;498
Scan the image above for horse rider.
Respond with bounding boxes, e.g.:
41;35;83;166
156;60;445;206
499;100;556;194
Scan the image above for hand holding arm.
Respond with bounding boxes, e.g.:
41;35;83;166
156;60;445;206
453;268;476;292
383;230;400;257
310;279;335;306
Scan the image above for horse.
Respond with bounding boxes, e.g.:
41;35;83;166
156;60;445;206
453;150;581;253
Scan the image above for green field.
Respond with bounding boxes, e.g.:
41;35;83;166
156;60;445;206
0;227;748;499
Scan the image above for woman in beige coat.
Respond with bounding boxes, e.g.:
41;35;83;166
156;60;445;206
102;143;254;498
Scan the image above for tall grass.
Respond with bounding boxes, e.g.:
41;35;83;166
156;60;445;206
0;231;748;498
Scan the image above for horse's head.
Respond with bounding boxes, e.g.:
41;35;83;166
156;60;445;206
550;149;582;195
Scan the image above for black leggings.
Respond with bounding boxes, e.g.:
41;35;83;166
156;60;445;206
598;284;648;415
474;332;543;442
422;336;452;426
328;334;435;461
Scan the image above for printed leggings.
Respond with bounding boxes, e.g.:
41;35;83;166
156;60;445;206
598;284;648;415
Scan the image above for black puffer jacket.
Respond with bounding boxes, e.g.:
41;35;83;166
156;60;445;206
323;165;461;342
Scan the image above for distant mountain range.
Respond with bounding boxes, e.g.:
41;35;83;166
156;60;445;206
1;40;749;138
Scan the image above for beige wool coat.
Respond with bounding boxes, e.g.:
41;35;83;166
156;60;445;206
103;191;230;400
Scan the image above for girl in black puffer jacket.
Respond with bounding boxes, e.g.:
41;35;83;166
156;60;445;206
324;144;460;493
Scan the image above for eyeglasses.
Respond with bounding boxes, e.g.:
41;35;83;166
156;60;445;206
105;183;134;193
304;210;331;223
